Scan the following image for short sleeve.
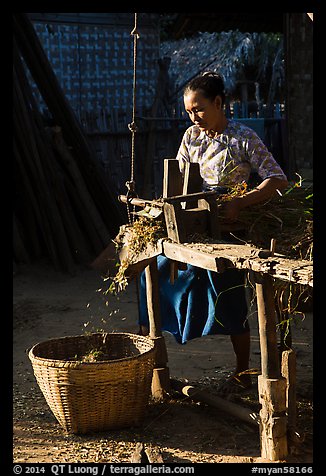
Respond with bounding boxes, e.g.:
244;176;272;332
245;130;287;181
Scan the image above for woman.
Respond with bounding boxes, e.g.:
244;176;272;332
139;72;288;391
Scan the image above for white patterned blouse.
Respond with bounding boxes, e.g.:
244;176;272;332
176;120;287;188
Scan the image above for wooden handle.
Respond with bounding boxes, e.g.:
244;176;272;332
118;195;164;208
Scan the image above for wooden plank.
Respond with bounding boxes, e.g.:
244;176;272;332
117;235;312;286
163;241;220;272
182;162;203;209
163;202;188;243
163;159;183;198
163;242;313;286
182;162;203;195
118;228;163;265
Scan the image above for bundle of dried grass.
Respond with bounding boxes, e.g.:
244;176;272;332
106;217;166;294
217;179;313;319
218;180;313;261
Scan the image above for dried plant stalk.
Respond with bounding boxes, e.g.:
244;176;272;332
106;217;166;294
218;181;313;261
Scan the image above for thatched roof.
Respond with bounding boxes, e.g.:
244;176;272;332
160;31;283;101
161;12;283;38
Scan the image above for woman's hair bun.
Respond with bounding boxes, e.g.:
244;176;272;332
202;71;220;77
184;70;226;104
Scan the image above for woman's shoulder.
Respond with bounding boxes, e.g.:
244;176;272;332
228;119;254;133
183;124;202;141
227;119;261;139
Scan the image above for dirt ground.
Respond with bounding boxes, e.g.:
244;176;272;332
13;262;313;464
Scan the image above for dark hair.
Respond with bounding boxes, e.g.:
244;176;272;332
184;71;226;105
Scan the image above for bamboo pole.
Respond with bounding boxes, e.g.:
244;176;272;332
13;12;125;235
171;378;260;426
13;24;124;269
50;127;114;247
27;71;107;257
13;55;76;273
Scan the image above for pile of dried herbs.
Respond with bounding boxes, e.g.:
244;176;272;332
105;217;167;294
218;180;313;261
218;179;313;319
70;348;107;363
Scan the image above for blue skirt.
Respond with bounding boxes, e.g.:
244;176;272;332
139;255;249;344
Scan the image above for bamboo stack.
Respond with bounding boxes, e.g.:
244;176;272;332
13;13;127;273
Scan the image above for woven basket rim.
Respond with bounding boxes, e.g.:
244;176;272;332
28;331;155;367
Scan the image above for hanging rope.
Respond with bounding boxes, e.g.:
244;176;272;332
126;13;140;224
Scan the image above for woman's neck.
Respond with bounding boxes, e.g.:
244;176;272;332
205;115;228;138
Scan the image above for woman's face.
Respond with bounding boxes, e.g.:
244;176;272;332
184;89;223;132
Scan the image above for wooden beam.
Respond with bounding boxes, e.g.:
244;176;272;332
115;237;312;287
162;241;313;286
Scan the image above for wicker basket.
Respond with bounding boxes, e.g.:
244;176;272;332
28;332;155;434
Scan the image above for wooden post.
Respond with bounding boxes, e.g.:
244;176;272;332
145;258;170;400
163;159;183;198
254;272;288;460
257;375;287;460
255;273;280;379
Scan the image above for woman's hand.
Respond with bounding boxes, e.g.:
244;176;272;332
222;177;288;222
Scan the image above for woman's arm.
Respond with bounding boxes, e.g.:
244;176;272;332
222;176;289;222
